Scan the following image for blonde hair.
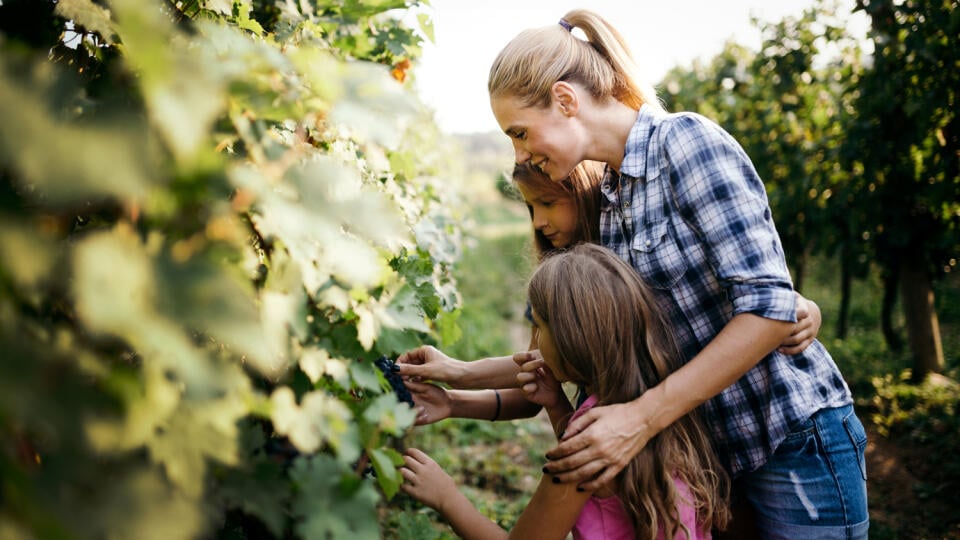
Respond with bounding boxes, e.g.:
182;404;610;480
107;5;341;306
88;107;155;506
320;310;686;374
513;160;605;260
488;9;662;112
528;244;730;539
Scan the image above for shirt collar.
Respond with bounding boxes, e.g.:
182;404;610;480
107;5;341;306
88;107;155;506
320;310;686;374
620;104;661;178
600;104;661;200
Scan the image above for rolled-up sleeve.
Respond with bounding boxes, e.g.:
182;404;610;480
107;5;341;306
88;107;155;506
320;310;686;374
663;114;797;323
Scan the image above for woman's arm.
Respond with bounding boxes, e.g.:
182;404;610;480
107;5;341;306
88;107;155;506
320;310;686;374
401;448;590;540
544;312;793;489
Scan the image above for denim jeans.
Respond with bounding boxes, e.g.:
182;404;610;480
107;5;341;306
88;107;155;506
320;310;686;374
739;404;869;539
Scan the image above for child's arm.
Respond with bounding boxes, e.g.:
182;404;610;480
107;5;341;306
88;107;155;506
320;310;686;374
778;292;822;355
406;381;541;425
400;448;590;540
397;345;523;389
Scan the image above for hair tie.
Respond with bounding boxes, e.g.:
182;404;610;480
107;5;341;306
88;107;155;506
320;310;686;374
558;19;573;32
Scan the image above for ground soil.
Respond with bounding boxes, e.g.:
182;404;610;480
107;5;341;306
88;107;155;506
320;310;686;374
864;420;960;539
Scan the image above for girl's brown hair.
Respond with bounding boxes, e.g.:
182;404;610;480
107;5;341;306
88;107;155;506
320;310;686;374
488;9;662;112
528;243;730;539
513;160;604;260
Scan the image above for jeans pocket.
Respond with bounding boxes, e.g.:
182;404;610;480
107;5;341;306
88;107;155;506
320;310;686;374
842;410;868;481
775;418;817;455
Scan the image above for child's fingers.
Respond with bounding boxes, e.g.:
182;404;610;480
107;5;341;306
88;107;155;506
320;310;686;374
519;358;545;372
404;447;432;464
512;350;536;366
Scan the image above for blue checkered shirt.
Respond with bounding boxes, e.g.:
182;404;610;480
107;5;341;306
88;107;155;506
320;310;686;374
599;105;852;476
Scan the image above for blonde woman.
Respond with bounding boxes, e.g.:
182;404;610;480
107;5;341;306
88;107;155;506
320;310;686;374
480;9;867;539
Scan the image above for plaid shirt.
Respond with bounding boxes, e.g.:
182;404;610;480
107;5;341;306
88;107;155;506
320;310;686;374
599;105;852;476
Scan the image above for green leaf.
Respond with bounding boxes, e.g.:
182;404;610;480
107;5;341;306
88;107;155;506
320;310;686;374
270;388;360;461
290;455;381;540
145;385;248;497
368;447;404;499
0;62;156;204
110;0;226;163
72;225;222;396
0;220;58;293
362;393;415;437
349;360;381;392
299;347;350;385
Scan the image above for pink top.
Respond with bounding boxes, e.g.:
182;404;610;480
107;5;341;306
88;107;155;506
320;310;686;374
571;395;711;540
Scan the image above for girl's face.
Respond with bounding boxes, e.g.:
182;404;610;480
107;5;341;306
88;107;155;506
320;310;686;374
531;309;569;383
491;93;580;182
517;182;578;249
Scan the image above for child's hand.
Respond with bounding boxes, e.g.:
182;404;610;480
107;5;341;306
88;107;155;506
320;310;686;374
516;354;564;409
405;380;452;425
396;345;465;387
778;292;822;355
399;448;458;512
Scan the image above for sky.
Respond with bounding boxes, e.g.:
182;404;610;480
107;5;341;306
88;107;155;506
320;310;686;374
411;0;868;134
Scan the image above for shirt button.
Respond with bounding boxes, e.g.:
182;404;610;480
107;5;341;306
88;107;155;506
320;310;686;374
645;239;652;247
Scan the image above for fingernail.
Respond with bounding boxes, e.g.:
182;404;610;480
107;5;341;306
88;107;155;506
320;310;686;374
559;430;565;439
576;487;584;492
544;454;551;461
390;364;401;372
542;466;549;474
551;476;560;484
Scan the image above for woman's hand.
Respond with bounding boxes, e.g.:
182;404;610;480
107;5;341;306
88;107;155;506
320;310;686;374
405;380;452;425
396;345;465;387
399;448;459;512
778;292;822;355
543;400;654;491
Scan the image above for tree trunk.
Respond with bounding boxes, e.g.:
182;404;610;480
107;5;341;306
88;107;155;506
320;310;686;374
899;257;944;380
793;247;807;293
836;246;852;339
881;266;903;352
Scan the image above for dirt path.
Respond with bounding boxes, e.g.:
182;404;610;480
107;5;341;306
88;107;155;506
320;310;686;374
864;422;960;539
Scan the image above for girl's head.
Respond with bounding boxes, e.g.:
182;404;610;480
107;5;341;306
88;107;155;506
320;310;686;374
488;10;663;178
527;243;677;398
527;243;730;537
514;160;604;258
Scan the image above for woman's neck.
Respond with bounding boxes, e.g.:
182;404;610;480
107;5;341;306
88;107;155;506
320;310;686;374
583;99;639;173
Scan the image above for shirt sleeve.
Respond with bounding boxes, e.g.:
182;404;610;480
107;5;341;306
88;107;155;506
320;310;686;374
661;113;796;322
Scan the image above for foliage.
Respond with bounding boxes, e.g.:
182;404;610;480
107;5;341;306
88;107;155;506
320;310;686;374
0;0;470;538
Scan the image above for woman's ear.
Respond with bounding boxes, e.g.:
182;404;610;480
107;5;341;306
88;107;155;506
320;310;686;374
551;81;579;116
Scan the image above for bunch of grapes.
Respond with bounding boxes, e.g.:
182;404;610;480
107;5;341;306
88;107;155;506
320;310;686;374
374;355;414;407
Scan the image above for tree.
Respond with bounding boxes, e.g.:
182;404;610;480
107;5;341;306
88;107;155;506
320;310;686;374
0;0;465;538
847;0;960;378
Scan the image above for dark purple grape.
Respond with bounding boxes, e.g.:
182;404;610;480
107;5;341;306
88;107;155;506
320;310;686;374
374;356;414;407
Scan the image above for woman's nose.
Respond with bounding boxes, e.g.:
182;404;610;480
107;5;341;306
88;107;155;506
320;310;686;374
513;143;531;164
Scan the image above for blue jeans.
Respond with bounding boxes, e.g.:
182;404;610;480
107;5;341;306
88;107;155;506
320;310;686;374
739;404;869;539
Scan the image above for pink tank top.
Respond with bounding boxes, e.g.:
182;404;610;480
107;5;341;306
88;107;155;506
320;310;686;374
570;395;711;540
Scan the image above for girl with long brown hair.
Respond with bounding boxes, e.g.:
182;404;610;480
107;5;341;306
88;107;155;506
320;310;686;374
400;243;729;539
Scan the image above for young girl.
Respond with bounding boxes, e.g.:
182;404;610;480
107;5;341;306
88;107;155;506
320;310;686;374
400;243;730;540
485;8;868;539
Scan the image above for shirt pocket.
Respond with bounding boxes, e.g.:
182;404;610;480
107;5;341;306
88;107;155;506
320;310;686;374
630;219;687;289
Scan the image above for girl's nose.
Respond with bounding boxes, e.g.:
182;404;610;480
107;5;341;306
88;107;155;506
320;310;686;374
532;209;547;229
